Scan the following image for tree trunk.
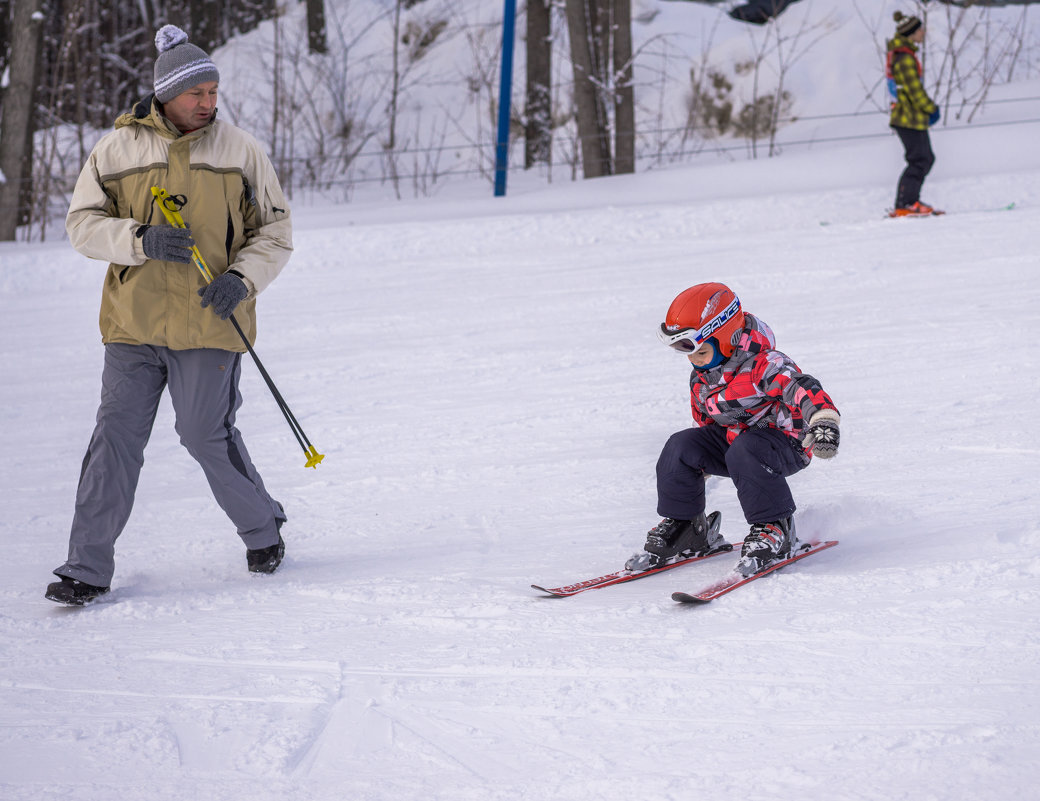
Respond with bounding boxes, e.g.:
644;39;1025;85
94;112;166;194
307;0;327;54
385;0;402;198
0;0;11;118
524;0;552;168
564;0;609;178
190;0;221;53
590;0;613;174
236;0;275;37
613;0;634;174
0;0;45;240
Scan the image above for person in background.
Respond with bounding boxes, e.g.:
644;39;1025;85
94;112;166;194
639;282;840;577
46;25;293;605
887;11;941;217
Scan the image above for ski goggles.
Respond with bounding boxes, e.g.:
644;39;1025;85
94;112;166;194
658;295;741;354
658;324;711;354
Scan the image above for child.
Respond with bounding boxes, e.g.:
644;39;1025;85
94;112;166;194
887;11;940;216
640;282;840;576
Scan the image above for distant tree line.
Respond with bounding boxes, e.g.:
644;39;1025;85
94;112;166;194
3;0;1038;241
0;0;294;238
525;0;634;179
4;0;276;126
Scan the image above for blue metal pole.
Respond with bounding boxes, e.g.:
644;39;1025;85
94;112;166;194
494;0;517;197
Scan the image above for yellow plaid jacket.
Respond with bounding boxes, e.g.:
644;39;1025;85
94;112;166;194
887;37;937;131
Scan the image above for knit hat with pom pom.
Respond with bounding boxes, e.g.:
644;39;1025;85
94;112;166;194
893;11;923;37
153;25;219;103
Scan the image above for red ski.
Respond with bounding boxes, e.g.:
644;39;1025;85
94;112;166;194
533;512;735;597
671;539;838;604
532;544;733;597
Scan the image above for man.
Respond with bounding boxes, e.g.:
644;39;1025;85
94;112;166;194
46;25;293;605
887;11;940;217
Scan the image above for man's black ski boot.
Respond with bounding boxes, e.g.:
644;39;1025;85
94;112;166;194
45;576;110;606
736;517;795;577
247;533;285;574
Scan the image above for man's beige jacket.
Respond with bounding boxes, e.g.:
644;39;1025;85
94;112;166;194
66;98;293;351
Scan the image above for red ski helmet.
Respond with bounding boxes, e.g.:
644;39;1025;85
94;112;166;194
658;282;745;358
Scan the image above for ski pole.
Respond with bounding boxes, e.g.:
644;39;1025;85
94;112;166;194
151;187;325;469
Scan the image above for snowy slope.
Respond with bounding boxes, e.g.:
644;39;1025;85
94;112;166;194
210;0;1040;199
2;126;1040;800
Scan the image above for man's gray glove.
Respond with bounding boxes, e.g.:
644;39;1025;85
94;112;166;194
199;271;248;320
137;224;194;264
802;409;840;459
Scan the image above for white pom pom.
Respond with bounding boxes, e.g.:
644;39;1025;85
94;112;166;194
155;25;188;54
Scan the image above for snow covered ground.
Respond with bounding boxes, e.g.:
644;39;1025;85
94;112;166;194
2;120;1040;800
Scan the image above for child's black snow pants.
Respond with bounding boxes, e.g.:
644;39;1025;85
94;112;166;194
656;424;807;525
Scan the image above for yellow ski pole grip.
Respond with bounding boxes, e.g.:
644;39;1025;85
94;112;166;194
150;186;214;283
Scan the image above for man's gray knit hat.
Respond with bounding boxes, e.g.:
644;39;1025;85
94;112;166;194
153;25;220;103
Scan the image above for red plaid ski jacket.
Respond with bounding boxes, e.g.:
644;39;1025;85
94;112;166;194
689;313;839;464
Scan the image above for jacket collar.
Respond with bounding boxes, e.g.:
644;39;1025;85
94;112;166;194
888;35;919;52
114;95;215;140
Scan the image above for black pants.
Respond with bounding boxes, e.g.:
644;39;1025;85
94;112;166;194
894;126;935;208
656;425;807;525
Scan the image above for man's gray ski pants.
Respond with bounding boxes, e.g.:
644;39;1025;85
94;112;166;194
54;343;285;587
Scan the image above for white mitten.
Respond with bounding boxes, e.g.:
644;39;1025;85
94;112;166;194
802;409;840;459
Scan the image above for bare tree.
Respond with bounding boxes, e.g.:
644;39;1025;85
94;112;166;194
764;7;837;154
384;1;453;196
734;5;835;157
0;0;46;240
564;0;634;178
0;0;11;111
307;0;327;54
525;0;553;168
930;0;1033;121
565;0;610;177
191;0;220;52
613;0;634;174
386;0;404;197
